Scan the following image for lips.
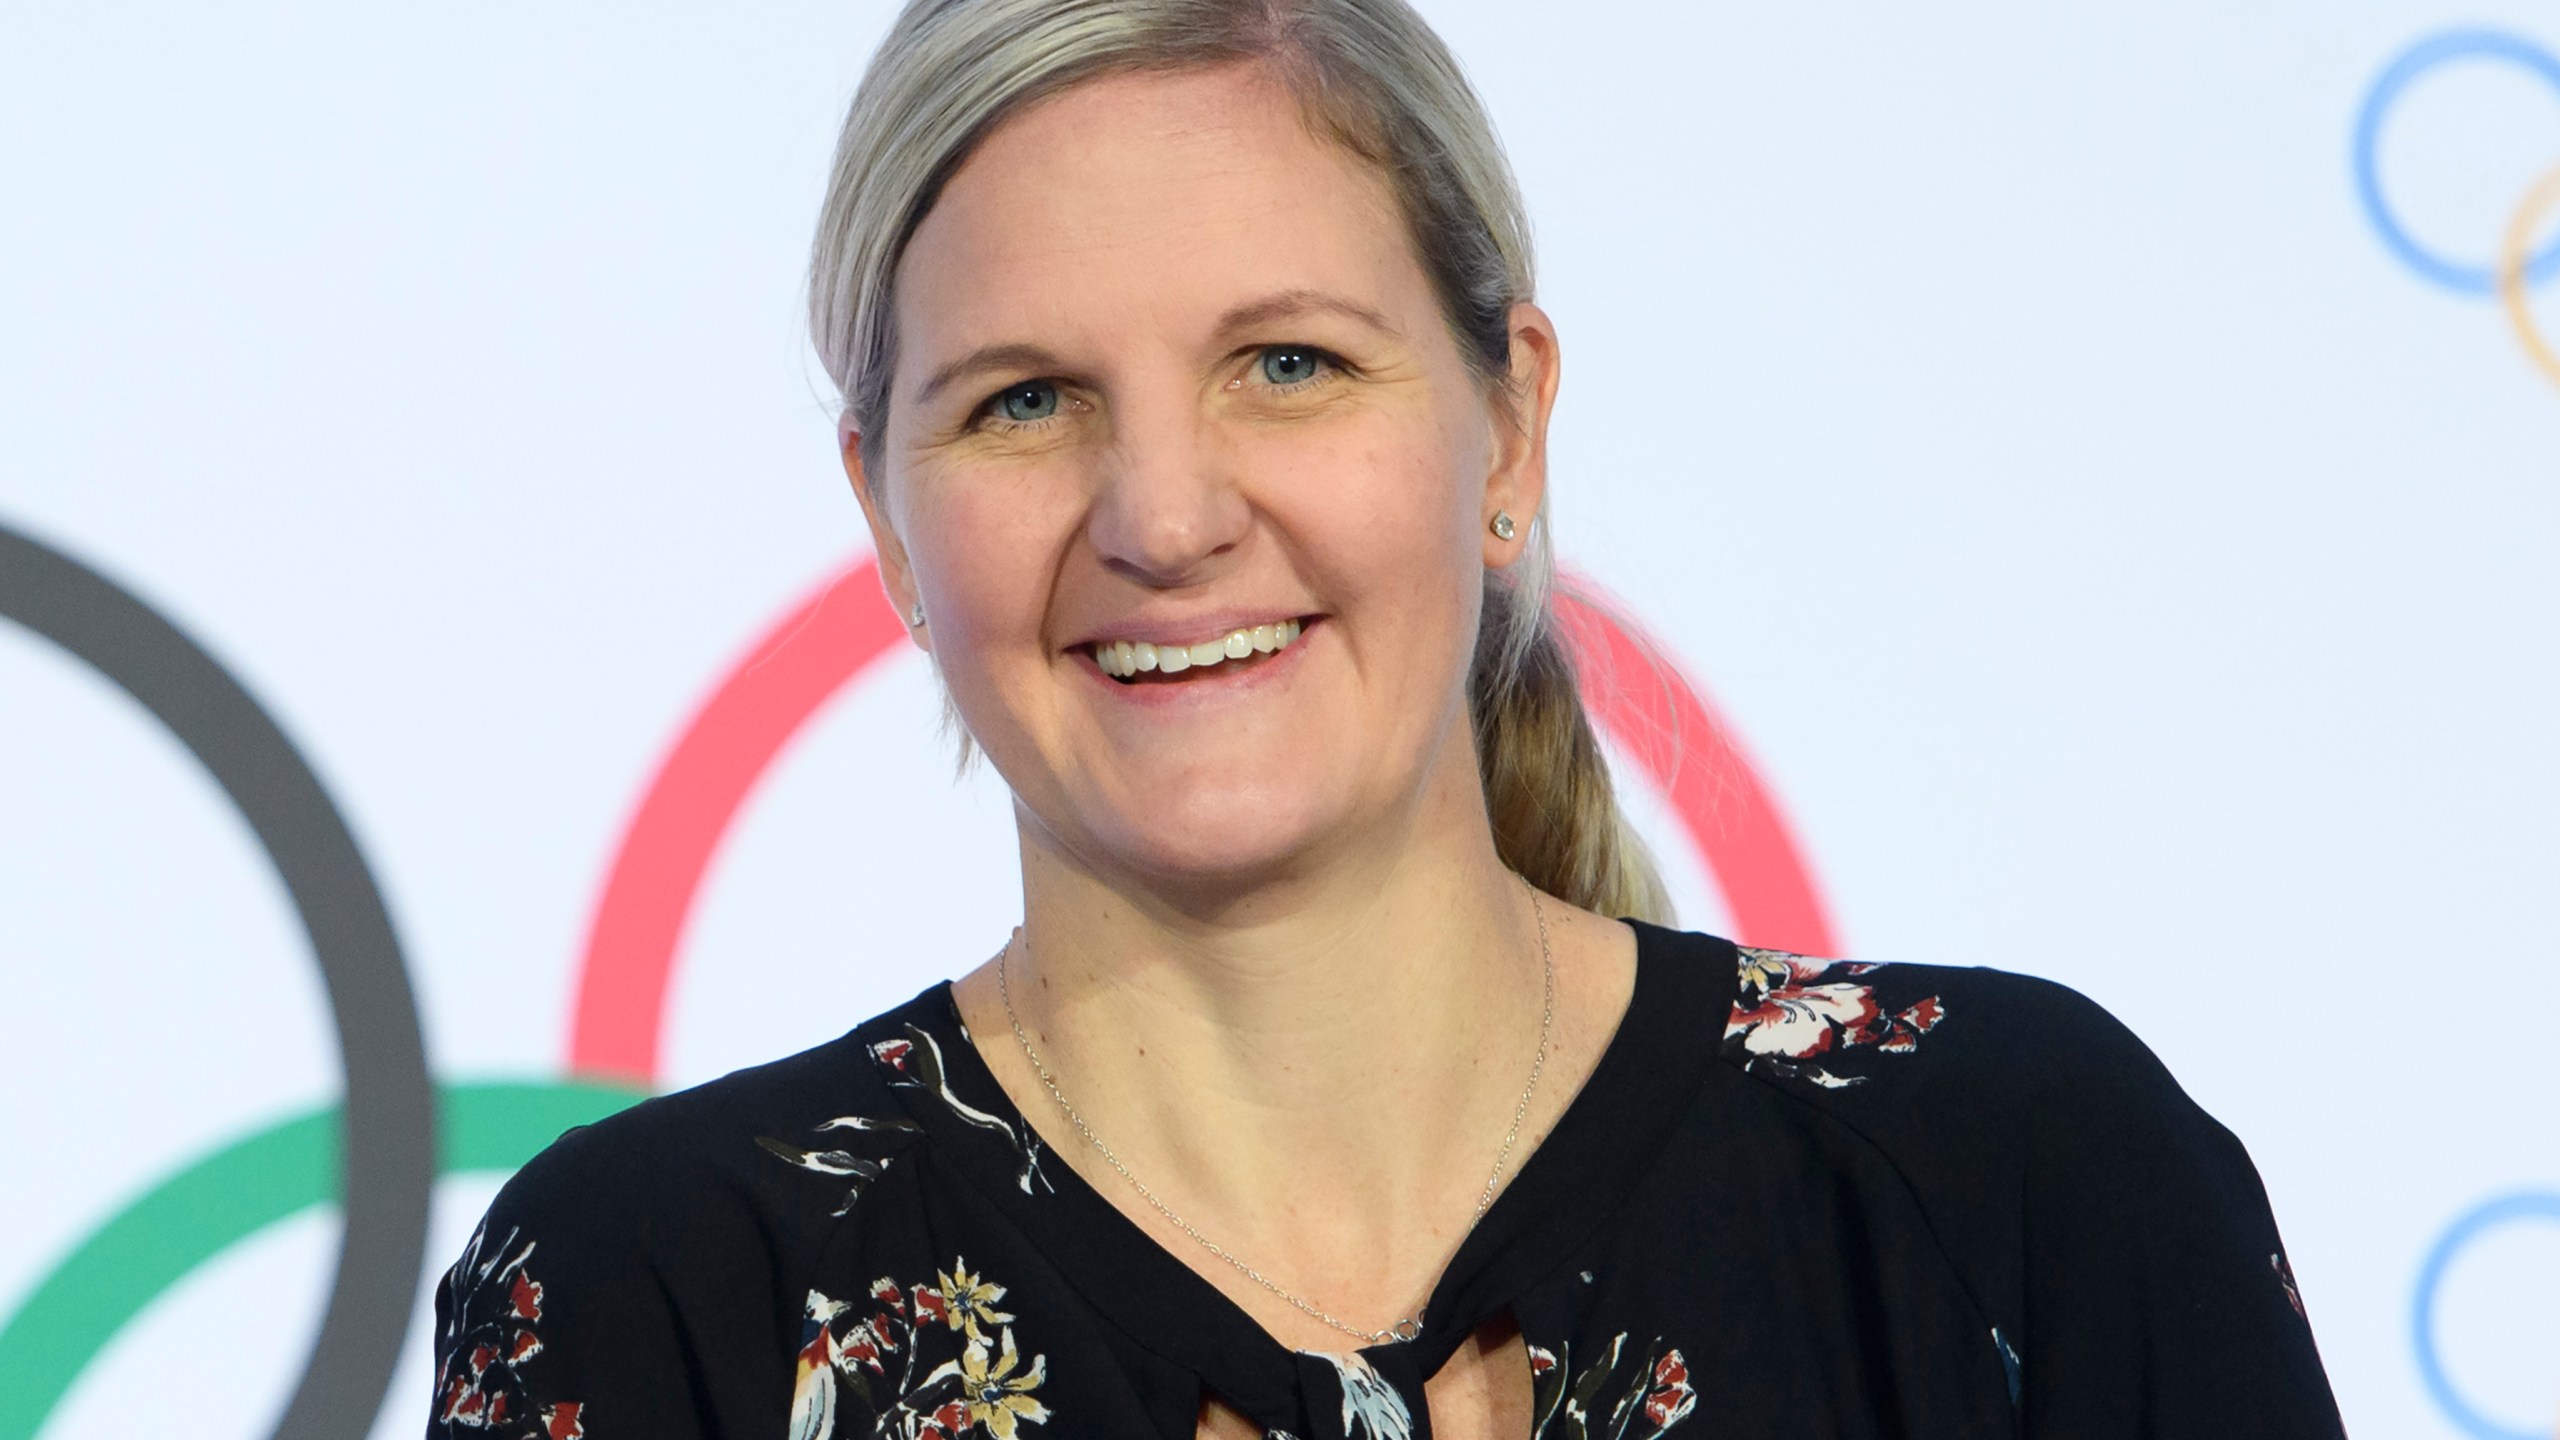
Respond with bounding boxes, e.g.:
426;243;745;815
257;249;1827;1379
1087;618;1304;682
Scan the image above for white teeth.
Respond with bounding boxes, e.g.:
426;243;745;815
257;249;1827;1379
1092;619;1305;678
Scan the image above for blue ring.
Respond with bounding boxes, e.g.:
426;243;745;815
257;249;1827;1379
2353;29;2560;295
2411;1190;2560;1440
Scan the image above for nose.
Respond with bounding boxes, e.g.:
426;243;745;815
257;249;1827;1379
1084;394;1252;587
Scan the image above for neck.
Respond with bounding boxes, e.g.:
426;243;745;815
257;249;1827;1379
968;765;1561;1328
1012;809;1539;1128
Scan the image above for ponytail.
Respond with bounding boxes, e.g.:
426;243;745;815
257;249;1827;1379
1471;550;1674;925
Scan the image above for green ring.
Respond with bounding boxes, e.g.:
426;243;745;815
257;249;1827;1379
0;1078;646;1440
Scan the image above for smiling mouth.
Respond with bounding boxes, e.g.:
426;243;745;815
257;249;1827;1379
1088;618;1305;683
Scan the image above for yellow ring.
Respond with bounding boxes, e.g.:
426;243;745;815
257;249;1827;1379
2497;159;2560;391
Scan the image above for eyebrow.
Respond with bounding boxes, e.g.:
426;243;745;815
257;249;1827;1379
1210;288;1404;343
916;342;1068;408
911;290;1403;408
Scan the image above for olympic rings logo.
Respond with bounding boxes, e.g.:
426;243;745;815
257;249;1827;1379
0;524;438;1440
2358;35;2560;1427
0;521;1834;1437
2354;28;2560;389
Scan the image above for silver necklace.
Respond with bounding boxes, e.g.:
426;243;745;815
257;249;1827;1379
995;882;1556;1348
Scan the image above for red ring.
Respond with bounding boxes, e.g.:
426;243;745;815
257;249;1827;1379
567;557;1836;1085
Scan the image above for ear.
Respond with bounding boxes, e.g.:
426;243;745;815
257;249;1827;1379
842;416;930;653
1483;301;1560;571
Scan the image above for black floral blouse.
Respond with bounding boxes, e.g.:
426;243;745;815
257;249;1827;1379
425;924;2346;1439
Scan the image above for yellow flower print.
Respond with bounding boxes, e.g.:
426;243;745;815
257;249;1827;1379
1738;950;1794;996
948;1327;1050;1439
934;1257;1016;1339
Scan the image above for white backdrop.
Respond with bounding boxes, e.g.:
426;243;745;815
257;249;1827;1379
2;3;2555;1437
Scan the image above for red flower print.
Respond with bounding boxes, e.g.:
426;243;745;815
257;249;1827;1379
1725;947;1946;1088
440;1379;484;1425
866;1024;1056;1197
1640;1350;1696;1428
1878;996;1943;1053
843;1321;893;1374
431;1222;584;1440
795;1265;1054;1439
1525;1333;1698;1438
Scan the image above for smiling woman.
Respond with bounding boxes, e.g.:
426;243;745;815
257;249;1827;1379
423;4;2349;1439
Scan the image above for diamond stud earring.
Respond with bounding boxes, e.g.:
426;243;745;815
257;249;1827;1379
907;601;926;628
1490;511;1517;541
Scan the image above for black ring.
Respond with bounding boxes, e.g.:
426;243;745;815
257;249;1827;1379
0;520;434;1439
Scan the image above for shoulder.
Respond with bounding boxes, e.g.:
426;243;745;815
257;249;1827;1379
429;988;950;1436
496;1005;932;1243
1708;944;2272;1220
1680;940;2343;1426
1716;945;2191;1126
448;1010;924;1310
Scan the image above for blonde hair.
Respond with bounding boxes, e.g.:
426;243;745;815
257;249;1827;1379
809;0;1672;923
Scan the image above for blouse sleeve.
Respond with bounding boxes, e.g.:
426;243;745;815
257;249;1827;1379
423;1112;792;1440
2008;979;2346;1438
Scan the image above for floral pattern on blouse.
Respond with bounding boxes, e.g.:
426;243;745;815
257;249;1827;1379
1310;1351;1414;1440
2272;1251;2306;1319
1723;946;1946;1089
432;1221;586;1439
758;1111;923;1216
792;1261;1051;1440
870;1024;1054;1196
1527;1333;1697;1439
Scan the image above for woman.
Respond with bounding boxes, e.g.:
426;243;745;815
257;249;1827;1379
428;1;2347;1436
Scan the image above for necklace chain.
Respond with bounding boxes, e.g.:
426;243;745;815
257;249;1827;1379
995;882;1556;1348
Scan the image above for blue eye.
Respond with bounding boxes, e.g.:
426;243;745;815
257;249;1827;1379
995;381;1059;423
1259;347;1324;386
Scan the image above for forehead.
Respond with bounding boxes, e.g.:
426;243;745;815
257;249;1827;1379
894;63;1425;355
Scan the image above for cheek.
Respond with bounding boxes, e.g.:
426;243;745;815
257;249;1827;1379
898;462;1079;666
1259;405;1489;623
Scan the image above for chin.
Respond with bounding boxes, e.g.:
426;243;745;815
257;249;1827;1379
1078;787;1346;896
